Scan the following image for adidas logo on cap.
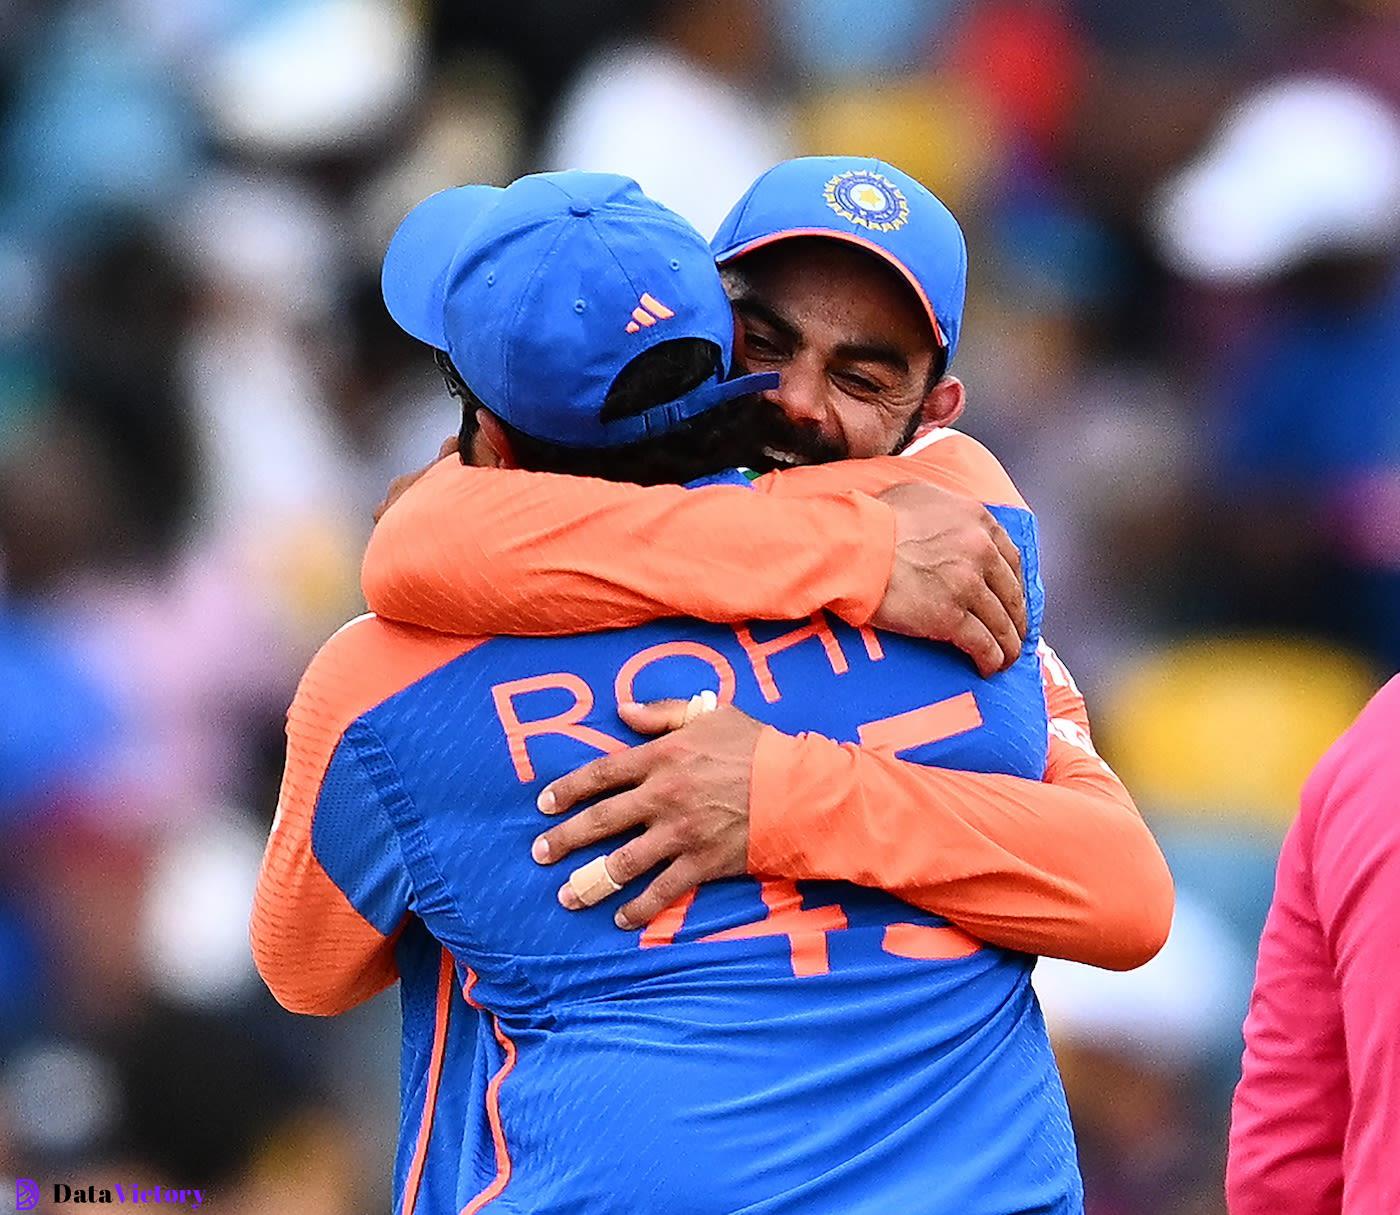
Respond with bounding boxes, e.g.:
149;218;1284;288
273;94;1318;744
626;293;675;333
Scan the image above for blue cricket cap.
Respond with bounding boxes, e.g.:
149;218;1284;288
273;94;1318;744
711;156;968;364
382;171;777;448
382;183;503;349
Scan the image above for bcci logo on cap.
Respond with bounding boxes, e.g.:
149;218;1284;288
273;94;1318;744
824;170;910;233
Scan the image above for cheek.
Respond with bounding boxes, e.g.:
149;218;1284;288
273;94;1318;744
831;393;919;459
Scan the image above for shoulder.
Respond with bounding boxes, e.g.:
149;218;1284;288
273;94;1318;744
289;614;486;754
1303;674;1400;852
898;428;1029;510
757;427;1030;509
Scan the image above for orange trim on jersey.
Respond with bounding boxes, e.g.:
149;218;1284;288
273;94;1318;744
755;427;1029;511
490;672;626;784
460;970;518;1215
856;626;885;661
700;879;847;977
732;615;848;703
640;889;698;947
858;692;983;755
251;617;484;1015
882;922;982;961
401;949;455;1215
614;641;738;709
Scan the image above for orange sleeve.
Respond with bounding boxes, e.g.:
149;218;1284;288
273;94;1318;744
250;616;480;1015
362;457;895;635
746;642;1174;971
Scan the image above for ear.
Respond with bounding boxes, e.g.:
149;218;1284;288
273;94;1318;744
921;375;966;430
472;410;519;469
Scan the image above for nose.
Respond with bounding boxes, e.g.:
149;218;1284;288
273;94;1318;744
762;352;829;431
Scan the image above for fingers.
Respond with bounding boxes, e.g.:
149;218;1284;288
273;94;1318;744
615;858;705;930
616;699;691;735
373;473;415;523
947;613;1006;679
989;517;1023;581
541;698;720;814
557;828;676;910
537;743;655;816
965;581;1022;674
617;692;721;737
561;854;623;909
986;522;1028;640
533;789;649;865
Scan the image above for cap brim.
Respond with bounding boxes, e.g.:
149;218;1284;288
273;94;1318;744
382;185;504;349
715;227;947;350
591;370;780;448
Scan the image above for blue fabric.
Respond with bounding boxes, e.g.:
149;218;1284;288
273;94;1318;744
392;918;481;1215
382;185;505;350
312;503;1081;1214
311;726;412;935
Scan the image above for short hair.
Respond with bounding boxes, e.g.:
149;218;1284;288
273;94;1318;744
437;339;766;486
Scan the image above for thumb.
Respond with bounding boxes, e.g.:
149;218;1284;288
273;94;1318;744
618;699;692;735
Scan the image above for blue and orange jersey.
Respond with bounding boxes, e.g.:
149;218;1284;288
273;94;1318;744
253;483;1086;1214
359;428;1173;968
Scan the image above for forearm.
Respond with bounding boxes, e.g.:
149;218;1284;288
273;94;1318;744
747;727;1173;970
364;457;894;635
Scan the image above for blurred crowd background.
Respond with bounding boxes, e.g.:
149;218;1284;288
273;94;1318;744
2;0;1398;1211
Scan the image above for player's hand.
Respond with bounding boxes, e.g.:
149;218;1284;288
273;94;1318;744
872;482;1027;677
372;435;459;522
530;698;762;929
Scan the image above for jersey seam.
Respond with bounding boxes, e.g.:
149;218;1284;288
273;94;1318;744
353;717;553;1015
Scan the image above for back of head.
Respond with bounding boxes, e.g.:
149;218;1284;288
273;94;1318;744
383;170;778;485
441;338;768;485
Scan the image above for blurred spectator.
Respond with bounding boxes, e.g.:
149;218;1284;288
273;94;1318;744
1153;76;1400;669
1037;894;1250;1215
545;0;792;236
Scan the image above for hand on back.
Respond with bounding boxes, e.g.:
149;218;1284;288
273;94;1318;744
872;481;1027;677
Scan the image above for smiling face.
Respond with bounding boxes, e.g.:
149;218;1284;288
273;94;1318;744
723;237;963;466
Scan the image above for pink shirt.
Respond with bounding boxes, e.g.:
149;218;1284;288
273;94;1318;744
1228;674;1400;1215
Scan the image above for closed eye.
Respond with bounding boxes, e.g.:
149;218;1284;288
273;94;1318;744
836;370;882;394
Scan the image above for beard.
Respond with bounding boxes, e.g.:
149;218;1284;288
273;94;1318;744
745;399;923;471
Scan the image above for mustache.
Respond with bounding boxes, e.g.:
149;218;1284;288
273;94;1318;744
748;402;846;469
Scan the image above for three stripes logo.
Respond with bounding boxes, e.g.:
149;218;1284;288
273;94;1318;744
625;293;675;334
